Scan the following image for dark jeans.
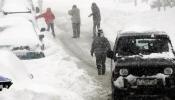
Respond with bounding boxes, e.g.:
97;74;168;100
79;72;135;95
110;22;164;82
93;21;100;38
72;23;80;38
95;53;106;75
47;23;55;37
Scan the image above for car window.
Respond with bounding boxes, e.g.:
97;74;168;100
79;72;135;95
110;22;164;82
116;36;171;56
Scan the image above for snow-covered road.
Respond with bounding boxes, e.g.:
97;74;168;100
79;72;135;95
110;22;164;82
55;20;112;100
44;0;175;99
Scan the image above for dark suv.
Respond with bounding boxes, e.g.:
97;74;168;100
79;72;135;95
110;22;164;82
108;31;175;100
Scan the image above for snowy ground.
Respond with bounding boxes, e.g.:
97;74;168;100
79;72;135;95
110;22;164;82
0;0;175;100
0;32;102;100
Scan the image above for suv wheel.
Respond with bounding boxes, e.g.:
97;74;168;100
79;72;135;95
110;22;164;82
111;84;128;100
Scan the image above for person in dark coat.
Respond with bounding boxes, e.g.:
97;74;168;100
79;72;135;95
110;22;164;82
88;2;101;38
36;8;56;38
68;5;81;38
90;29;111;75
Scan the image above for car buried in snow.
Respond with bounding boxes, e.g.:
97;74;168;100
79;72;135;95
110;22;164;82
0;15;45;60
107;31;175;100
0;76;13;91
0;1;46;60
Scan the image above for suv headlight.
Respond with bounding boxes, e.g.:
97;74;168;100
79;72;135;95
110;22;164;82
119;69;129;76
164;68;173;75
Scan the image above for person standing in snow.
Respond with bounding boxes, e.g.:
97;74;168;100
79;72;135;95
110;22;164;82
90;29;111;75
36;8;56;38
68;5;81;38
88;2;101;38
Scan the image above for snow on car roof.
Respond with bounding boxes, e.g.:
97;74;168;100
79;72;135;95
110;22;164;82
0;16;40;46
119;25;168;36
119;31;168;37
118;26;168;37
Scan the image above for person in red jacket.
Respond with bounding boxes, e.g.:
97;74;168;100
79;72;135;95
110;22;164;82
36;8;56;38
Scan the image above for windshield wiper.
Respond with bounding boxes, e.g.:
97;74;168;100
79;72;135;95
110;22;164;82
3;10;31;15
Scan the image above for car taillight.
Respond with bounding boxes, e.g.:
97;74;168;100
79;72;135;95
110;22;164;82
119;69;129;76
164;67;173;75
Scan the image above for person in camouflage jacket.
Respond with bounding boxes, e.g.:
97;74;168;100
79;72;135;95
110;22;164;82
90;29;111;75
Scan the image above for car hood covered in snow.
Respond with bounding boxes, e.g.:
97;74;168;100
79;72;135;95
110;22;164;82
115;53;175;76
116;57;175;67
116;52;175;67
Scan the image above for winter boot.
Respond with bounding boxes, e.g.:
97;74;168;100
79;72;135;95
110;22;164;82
52;32;56;38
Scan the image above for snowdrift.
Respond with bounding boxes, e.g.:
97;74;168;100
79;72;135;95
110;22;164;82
0;49;29;81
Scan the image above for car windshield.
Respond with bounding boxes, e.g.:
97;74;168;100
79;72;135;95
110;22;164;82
116;36;172;56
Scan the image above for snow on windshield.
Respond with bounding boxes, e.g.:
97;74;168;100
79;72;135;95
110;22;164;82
116;36;175;58
142;52;175;59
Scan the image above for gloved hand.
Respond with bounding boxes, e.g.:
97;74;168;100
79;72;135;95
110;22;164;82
3;11;8;15
91;52;93;57
88;14;92;17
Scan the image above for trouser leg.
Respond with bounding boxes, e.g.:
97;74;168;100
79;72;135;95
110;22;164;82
75;23;78;38
47;24;51;31
97;65;101;75
93;22;97;38
101;54;107;75
95;53;103;75
77;23;80;38
50;23;55;37
72;23;77;38
97;21;100;29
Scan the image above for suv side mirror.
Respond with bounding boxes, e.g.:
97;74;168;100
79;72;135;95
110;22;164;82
40;28;46;32
107;50;114;59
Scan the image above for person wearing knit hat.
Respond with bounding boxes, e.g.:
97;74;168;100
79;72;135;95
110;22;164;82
90;29;111;75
